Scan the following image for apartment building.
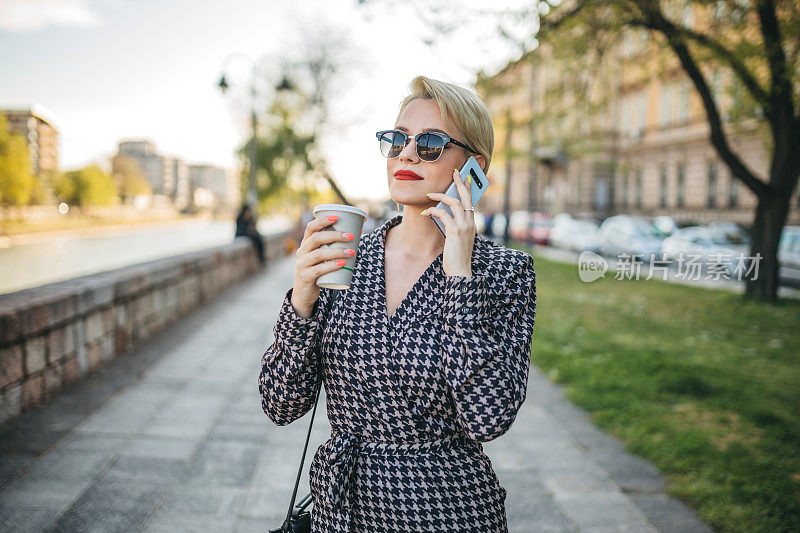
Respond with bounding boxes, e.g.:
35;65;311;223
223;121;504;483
2;105;59;177
476;3;800;226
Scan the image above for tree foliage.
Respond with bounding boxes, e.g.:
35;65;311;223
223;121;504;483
536;0;800;305
229;23;362;209
112;155;151;201
56;165;117;207
240;96;317;208
0;114;35;206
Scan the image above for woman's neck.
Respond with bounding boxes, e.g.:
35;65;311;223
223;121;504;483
386;207;445;260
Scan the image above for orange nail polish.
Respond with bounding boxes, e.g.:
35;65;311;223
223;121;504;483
327;215;338;221
336;259;346;266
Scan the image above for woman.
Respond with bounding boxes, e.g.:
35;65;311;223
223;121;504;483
259;75;537;532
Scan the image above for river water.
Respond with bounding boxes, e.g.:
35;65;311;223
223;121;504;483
0;218;293;295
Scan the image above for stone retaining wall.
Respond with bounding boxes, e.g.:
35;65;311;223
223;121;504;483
0;232;291;426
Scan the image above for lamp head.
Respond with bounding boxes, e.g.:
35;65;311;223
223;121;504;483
276;75;294;92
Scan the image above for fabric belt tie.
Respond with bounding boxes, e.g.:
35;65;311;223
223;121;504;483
321;431;477;527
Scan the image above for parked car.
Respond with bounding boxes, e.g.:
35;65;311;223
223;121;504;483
653;215;680;237
661;226;742;273
568;219;601;253
598;215;666;262
705;221;750;259
491;212;507;238
707;222;750;246
530;212;554;245
508;211;531;243
548;216;574;250
779;226;800;287
473;211;486;235
551;213;573;228
549;218;601;253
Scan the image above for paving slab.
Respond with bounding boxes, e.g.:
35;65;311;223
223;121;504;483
0;255;713;532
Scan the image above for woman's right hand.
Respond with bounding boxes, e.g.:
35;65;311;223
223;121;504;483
290;214;356;318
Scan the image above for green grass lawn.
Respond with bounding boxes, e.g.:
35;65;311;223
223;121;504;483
520;249;800;532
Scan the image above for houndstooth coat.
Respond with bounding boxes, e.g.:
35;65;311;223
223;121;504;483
259;214;537;532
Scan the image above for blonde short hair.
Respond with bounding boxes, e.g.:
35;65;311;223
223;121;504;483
396;75;494;173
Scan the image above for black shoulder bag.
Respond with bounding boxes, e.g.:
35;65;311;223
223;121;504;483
269;288;336;533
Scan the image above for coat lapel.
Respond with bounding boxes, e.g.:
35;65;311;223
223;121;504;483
352;216;491;417
386;224;491;354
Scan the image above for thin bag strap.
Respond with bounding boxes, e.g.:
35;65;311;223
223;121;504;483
280;384;321;531
280;288;335;532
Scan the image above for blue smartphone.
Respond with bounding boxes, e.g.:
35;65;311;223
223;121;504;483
431;156;490;237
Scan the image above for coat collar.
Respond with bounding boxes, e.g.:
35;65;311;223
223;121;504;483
349;215;495;416
363;214;491;337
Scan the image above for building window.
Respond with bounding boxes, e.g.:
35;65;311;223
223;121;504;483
711;68;723;112
729;174;739;207
707;159;718;208
636;168;643;208
660;163;668;208
623;170;629;208
637;28;648;53
713;0;725;20
638;90;648;136
622;28;635;58
676;162;685;207
677;80;690;124
682;1;694;28
661;83;673;126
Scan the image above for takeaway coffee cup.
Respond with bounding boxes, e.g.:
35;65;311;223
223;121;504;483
313;204;367;289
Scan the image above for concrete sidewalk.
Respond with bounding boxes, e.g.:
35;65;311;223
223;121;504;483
0;255;713;532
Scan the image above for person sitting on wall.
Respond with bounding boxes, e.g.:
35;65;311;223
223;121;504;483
235;204;265;266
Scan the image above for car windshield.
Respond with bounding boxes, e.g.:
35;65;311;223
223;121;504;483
710;229;750;246
632;220;660;237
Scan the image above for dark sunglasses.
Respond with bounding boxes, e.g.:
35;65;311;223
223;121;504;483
375;129;479;162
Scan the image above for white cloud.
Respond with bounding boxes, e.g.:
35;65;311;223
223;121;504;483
0;0;103;32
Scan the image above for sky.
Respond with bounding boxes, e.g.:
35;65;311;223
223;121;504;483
0;0;542;201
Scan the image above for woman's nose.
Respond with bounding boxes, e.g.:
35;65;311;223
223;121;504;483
398;137;418;162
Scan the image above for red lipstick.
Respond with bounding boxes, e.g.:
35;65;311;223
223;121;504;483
394;170;423;180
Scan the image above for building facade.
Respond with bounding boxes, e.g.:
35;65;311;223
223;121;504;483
475;4;800;226
114;140;195;208
2;105;59;177
188;164;240;208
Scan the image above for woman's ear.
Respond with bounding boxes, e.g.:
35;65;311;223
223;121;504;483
476;155;487;172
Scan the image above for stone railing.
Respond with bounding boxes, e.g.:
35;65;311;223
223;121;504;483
0;231;291;426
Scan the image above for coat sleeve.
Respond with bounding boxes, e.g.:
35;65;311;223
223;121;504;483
440;251;537;442
259;285;332;426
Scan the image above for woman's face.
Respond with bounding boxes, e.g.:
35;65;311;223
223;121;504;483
387;98;484;209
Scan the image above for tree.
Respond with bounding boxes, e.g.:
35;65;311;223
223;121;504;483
0;114;34;206
112;155;151;202
229;22;364;209
539;0;800;303
357;0;800;303
56;165;116;208
239;96;317;208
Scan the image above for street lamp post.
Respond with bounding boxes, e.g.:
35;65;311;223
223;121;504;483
217;54;294;214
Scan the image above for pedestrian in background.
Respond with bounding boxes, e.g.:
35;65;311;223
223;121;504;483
235;204;265;266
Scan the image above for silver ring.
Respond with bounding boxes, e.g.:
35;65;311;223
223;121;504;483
464;207;474;212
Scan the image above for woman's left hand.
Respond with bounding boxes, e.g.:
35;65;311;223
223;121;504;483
422;168;476;277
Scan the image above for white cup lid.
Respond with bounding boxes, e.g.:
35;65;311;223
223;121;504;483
313;204;367;218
